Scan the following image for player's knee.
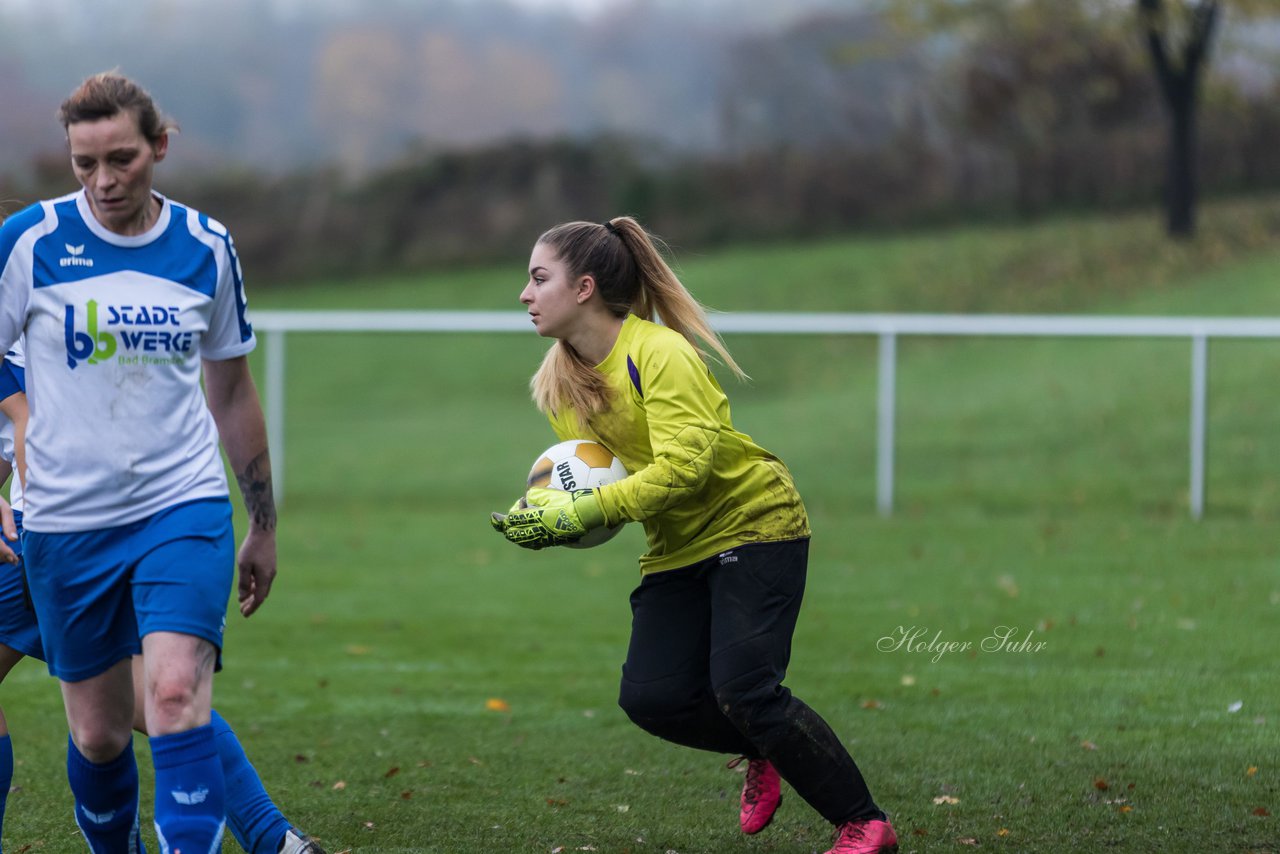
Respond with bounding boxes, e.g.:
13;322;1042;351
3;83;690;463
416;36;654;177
146;678;202;730
70;722;132;763
618;677;688;725
713;670;785;729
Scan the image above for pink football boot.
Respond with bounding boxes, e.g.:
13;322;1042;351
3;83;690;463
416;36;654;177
727;756;782;834
825;817;899;854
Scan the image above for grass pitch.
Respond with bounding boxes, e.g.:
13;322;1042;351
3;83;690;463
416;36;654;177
2;197;1279;852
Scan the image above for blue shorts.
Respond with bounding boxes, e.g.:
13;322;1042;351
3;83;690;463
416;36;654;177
23;498;234;682
0;512;44;661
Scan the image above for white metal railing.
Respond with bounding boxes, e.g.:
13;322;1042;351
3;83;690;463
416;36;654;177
253;311;1280;518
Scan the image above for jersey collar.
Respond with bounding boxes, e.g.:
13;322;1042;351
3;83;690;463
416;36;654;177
75;190;173;248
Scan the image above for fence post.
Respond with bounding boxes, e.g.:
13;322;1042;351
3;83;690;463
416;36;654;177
1189;334;1208;520
877;331;897;517
266;329;287;506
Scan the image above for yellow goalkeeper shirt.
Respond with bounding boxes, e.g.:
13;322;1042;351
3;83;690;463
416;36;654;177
548;314;810;574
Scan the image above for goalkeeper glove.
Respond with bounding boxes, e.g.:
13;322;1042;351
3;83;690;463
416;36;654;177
490;487;606;550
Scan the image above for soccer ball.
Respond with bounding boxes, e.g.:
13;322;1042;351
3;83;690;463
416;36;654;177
525;439;628;549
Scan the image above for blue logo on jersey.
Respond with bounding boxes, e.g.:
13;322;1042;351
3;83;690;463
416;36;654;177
64;301;193;369
64;300;116;369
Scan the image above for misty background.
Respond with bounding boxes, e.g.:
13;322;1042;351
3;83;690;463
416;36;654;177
0;0;871;174
2;0;1279;283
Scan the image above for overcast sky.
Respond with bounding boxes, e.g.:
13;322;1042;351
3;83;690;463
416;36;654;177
0;0;857;26
0;0;631;16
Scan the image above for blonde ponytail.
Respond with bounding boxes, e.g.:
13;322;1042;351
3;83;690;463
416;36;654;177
608;217;746;382
530;217;746;424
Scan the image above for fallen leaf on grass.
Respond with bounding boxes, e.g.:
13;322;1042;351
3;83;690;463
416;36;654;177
1247;766;1259;777
997;828;1010;837
958;838;978;845
332;780;346;790
1254;807;1272;817
384;767;400;778
912;828;928;836
401;790;413;800
345;645;372;655
547;798;569;807
615;804;630;813
294;754;309;763
487;698;512;712
1081;741;1098;751
1094;777;1109;791
1118;805;1133;813
997;575;1019;598
933;796;960;805
861;699;883;710
363;821;375;829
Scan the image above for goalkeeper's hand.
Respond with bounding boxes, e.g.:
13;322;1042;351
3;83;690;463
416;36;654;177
489;487;606;550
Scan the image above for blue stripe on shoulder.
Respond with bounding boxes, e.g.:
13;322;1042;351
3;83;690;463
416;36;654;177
627;355;642;398
0;202;48;268
195;213;252;342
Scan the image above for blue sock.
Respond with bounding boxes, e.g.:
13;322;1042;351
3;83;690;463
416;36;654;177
151;724;225;853
0;733;12;851
212;710;289;854
66;735;143;854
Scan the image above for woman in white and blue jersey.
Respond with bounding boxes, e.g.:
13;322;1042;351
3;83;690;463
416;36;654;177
0;72;283;853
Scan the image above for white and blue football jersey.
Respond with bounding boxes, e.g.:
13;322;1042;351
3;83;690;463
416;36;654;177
0;190;255;532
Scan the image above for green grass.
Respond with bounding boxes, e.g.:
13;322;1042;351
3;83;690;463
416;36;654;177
3;197;1280;852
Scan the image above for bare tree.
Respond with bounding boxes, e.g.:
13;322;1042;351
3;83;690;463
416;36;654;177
1139;0;1221;238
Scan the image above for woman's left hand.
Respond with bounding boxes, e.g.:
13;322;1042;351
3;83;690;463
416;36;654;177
490;487;605;550
237;527;277;616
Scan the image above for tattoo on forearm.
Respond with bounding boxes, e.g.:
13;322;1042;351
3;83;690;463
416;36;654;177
235;450;277;532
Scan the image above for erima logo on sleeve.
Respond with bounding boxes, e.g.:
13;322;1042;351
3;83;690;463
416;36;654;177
60;244;94;267
64;300;194;369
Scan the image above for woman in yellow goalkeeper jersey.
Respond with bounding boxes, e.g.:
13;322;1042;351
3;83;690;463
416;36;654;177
491;217;898;854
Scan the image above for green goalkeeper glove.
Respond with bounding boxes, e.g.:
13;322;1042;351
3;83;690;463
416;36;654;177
490;487;606;550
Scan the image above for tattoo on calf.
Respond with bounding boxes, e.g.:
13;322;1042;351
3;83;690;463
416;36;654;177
235;449;277;532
